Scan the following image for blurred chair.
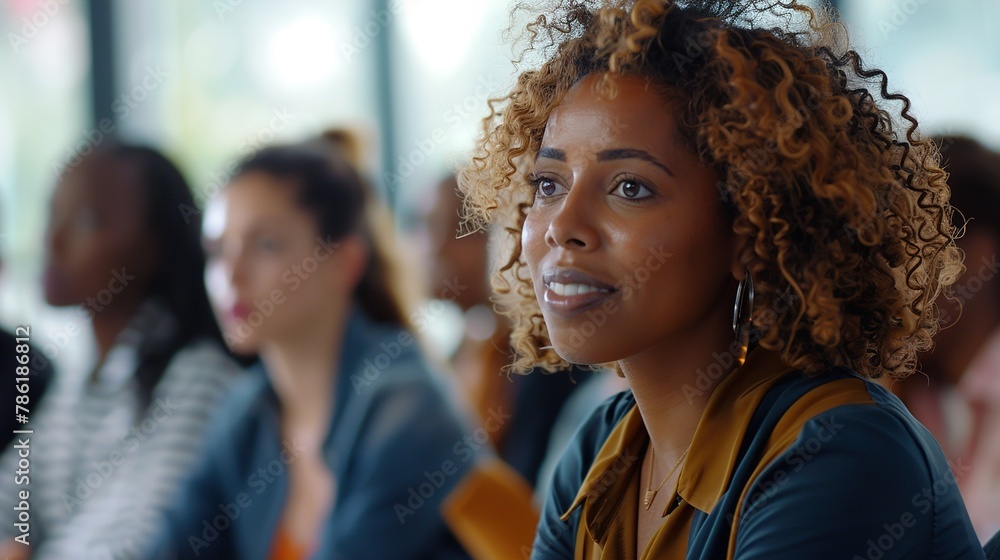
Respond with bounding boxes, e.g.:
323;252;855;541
442;458;540;560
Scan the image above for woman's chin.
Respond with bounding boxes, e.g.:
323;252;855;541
218;326;262;355
228;343;260;357
549;339;619;368
42;272;78;307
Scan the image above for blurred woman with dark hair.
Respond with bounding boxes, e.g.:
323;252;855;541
153;140;481;559
903;136;1000;543
0;143;241;559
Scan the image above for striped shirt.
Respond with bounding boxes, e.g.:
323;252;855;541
0;303;240;560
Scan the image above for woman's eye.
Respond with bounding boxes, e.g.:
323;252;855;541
613;179;653;200
256;237;281;252
539;179;557;196
72;207;101;231
531;176;566;198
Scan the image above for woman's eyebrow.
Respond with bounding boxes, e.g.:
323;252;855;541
536;147;566;162
239;217;287;238
597;148;675;176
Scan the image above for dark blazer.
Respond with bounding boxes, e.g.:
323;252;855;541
155;306;482;559
985;531;1000;560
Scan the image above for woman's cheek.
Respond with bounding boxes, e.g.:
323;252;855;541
204;259;233;312
522;211;548;274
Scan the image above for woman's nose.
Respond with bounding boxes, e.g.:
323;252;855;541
544;185;600;251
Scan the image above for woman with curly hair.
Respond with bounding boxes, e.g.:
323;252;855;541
459;0;983;558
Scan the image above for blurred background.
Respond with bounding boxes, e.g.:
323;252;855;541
1;0;999;369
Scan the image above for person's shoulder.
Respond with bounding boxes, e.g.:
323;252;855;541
985;530;1000;560
771;367;938;464
342;319;452;410
347;348;465;442
211;363;268;420
333;317;466;429
582;389;635;433
173;363;270;467
152;338;245;411
553;389;635;482
164;338;242;379
759;367;969;517
737;370;982;556
149;338;242;400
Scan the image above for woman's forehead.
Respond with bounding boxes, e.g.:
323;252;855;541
542;75;681;156
55;156;138;205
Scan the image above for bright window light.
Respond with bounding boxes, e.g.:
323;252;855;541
400;0;488;76
261;18;343;93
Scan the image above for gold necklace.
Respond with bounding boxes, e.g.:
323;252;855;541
643;445;690;510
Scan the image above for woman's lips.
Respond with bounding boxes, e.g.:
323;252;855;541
42;266;60;291
42;265;68;300
229;303;251;321
540;268;617;317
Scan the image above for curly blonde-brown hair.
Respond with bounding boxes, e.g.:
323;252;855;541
459;0;963;379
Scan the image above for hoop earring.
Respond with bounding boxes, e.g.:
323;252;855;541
732;267;754;366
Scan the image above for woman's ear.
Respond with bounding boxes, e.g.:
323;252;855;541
338;234;370;291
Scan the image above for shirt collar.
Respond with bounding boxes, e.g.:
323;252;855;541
560;347;793;527
93;298;178;392
676;347;791;513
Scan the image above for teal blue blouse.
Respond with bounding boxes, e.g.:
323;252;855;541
532;350;984;559
153;307;480;560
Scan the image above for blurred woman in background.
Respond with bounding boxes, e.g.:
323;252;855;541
154;140;480;559
0;195;54;450
902;136;1000;542
416;174;597;489
0;143;241;559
